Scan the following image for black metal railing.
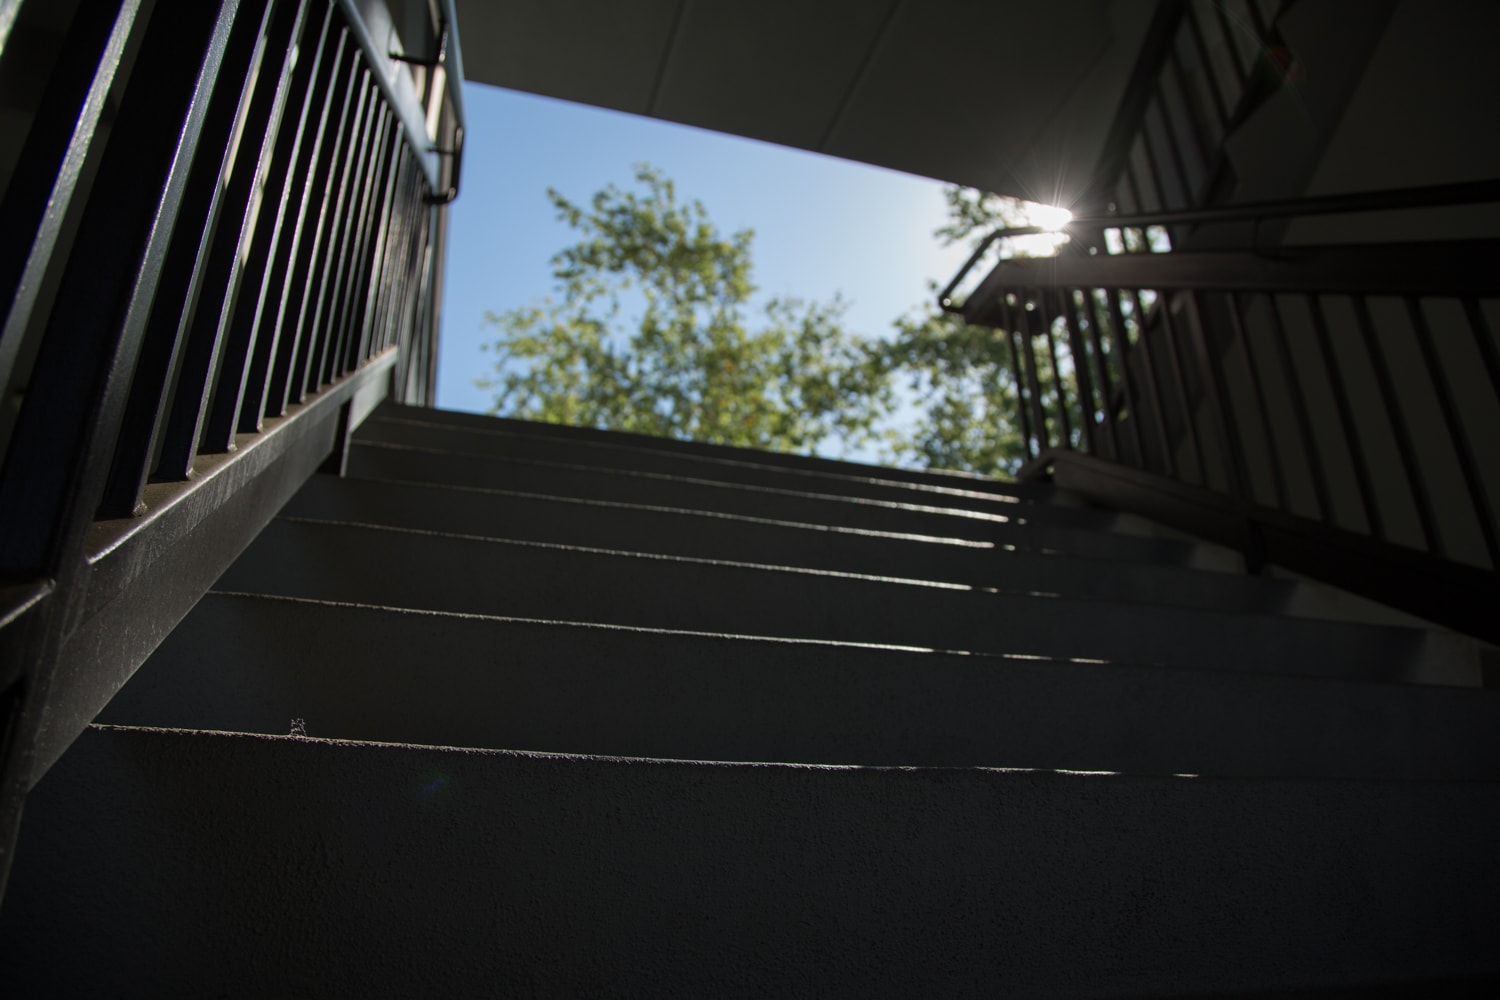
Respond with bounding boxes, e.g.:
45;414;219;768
940;182;1500;641
1078;0;1294;220
0;0;462;889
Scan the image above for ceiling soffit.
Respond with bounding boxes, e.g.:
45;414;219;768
453;0;1156;204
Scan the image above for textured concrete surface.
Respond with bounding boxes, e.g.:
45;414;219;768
372;402;1051;493
345;439;1219;566
285;474;1306;616
217;517;1469;684
356;412;1069;515
3;726;1497;997
101;593;1500;780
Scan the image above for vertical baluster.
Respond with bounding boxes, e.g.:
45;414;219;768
0;0;247;571
423;203;444;401
1168;45;1213;177
292;52;368;404
1264;293;1332;521
1226;292;1287;507
1015;295;1051;453
1306;294;1383;536
1076;289;1121;459
155;0;300;479
96;0;278;514
390;163;429;351
1351;296;1441;553
1059;288;1100;455
408;220;438;402
1407;296;1499;567
1148;290;1206;482
1184;4;1231;129
1139;101;1176;210
201;0;317;452
324;104;391;385
1035;298;1074;448
1461;297;1500;403
347;106;399;369
368;152;414;358
1089;288;1146;467
0;0;140;388
307;73;377;395
405;223;435;401
1183;291;1249;496
1153;83;1195;208
237;3;338;433
1114;288;1175;476
345;109;403;372
1006;319;1035;463
1114;166;1136;216
1122;162;1170;253
348;128;407;372
266;27;354;417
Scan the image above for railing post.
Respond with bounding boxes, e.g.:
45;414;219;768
1058;288;1100;456
1305;293;1383;538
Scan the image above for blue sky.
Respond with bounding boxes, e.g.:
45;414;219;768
435;82;977;415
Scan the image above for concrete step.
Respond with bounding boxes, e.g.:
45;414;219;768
357;411;1071;514
344;441;1239;570
374;401;1054;497
4;724;1497;996
101;592;1500;780
285;475;1301;616
215;518;1480;685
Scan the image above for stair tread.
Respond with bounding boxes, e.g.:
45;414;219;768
358;412;1061;510
345;441;1235;569
374;402;1048;495
5;723;1497;997
285;475;1305;616
103;591;1500;780
216;516;1476;685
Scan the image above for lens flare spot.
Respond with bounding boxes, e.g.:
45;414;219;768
1025;203;1073;231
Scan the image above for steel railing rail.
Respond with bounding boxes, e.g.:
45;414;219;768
945;183;1500;642
333;0;465;203
939;178;1500;313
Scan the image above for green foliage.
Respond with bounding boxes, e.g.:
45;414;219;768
864;186;1043;476
479;165;1037;475
872;296;1024;476
479;165;890;454
933;185;1033;249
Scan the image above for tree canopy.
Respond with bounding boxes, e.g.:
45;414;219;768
479;164;1035;475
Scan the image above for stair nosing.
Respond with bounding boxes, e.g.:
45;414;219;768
350;438;1029;524
366;413;1037;506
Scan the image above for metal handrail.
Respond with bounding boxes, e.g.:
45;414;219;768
939;178;1500;312
945;171;1500;636
428;0;466;204
334;0;465;202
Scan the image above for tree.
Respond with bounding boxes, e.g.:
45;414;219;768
873;304;1025;475
479;166;1043;474
868;186;1061;476
478;164;891;455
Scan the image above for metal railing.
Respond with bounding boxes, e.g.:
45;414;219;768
1077;0;1295;219
939;182;1500;641
0;0;462;890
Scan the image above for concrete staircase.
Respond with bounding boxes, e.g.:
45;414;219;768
4;402;1498;996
